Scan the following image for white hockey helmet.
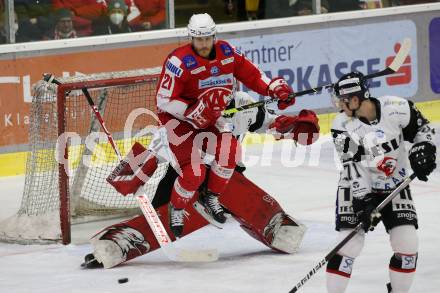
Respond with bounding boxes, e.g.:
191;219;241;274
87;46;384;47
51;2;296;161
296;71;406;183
187;13;216;38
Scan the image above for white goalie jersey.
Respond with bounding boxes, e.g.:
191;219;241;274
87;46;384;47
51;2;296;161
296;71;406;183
331;95;436;198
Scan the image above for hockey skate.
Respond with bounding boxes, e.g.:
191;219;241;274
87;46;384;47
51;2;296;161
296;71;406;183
194;189;226;229
81;253;103;269
169;204;185;238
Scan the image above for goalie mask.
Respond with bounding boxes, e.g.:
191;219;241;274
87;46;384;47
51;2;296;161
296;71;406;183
332;71;370;110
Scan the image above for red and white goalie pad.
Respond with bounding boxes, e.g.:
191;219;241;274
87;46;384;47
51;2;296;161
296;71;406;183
94;169;306;268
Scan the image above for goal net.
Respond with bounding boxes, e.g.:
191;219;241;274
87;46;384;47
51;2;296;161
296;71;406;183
0;68;168;244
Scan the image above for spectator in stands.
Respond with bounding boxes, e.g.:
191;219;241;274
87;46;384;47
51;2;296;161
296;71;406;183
44;8;78;39
128;0;166;31
52;0;107;36
14;0;53;40
0;10;35;43
92;0;131;35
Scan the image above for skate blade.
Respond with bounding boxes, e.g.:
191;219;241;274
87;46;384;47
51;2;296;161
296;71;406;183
193;202;225;229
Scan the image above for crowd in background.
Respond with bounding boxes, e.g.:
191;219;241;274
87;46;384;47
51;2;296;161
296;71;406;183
0;0;438;44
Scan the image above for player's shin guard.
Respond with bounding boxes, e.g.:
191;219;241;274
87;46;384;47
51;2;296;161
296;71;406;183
326;254;355;293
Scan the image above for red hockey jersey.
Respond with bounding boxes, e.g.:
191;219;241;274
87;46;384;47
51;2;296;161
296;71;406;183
156;40;270;119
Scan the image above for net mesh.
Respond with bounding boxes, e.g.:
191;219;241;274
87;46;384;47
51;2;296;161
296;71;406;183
0;68;166;243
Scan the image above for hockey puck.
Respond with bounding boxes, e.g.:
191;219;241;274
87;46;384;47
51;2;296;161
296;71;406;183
118;278;129;284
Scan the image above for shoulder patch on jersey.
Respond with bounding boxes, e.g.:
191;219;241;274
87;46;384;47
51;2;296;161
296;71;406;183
190;66;206;75
220;43;233;57
221;57;234;65
166;56;183;77
182;55;198;69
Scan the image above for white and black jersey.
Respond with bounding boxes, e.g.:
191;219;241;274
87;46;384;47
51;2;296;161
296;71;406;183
332;96;436;197
223;91;277;138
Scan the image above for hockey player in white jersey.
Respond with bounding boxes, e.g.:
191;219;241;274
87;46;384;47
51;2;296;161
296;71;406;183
326;72;437;293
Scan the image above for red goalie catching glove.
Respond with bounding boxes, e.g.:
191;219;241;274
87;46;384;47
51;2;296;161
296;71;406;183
268;77;295;110
269;110;320;145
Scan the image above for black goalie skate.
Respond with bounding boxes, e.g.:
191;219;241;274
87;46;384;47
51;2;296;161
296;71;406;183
81;253;103;269
194;190;226;228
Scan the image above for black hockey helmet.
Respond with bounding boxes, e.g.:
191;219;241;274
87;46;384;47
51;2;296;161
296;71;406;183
333;71;370;101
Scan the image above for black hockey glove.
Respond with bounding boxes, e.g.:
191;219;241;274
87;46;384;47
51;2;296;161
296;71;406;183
408;141;437;182
352;194;382;233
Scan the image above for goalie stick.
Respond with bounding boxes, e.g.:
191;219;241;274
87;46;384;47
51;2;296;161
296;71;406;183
43;75;218;263
223;38;412;117
288;173;417;293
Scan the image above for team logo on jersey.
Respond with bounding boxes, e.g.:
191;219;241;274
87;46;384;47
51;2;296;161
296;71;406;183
182;55;198;69
199;74;233;89
220;43;233;56
166;60;183;77
377;156;397;177
210;66;220;75
198;87;232;111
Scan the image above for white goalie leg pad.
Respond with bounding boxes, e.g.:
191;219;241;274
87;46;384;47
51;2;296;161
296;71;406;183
90;238;125;269
270;216;307;254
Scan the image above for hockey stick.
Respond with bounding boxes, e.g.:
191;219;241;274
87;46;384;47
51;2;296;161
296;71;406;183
44;75;218;262
223;38;412;117
288;173;417;293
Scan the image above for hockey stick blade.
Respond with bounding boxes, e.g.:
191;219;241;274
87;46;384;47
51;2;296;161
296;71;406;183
288;173;416;293
364;38;412;80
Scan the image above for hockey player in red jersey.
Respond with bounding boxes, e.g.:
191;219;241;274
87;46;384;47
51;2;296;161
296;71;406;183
83;88;319;269
81;13;320;269
327;72;437;293
155;13;296;238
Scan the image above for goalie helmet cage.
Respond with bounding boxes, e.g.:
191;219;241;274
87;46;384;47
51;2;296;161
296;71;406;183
0;68;166;245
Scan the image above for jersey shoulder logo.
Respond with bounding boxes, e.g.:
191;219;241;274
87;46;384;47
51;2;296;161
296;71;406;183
182;55;198;69
220;43;233;56
166;56;183;77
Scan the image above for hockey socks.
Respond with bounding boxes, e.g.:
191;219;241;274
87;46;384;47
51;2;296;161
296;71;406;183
326;254;354;293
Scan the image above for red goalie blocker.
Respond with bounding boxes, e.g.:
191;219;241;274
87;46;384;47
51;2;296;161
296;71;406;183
106;142;158;196
98;142;306;268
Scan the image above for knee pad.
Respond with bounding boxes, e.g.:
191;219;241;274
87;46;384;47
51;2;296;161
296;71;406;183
337;229;365;258
327;254;355;278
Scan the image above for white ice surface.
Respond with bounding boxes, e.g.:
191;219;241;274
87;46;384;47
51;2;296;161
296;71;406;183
0;132;439;293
